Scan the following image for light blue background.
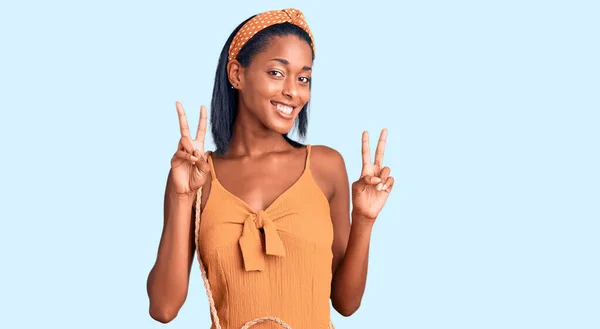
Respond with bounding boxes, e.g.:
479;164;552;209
1;0;598;328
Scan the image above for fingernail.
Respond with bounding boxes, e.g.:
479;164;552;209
372;177;382;183
382;184;388;190
191;156;199;162
376;183;382;191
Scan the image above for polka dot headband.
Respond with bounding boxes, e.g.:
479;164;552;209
228;8;315;62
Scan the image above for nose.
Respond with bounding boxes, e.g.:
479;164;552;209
282;78;297;99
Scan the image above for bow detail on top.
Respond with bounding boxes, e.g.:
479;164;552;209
238;210;286;271
282;8;305;25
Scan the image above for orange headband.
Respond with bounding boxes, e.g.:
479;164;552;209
228;8;315;62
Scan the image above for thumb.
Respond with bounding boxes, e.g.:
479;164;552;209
353;175;381;194
362;175;381;185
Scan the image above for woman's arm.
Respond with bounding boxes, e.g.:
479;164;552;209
315;137;393;317
323;148;372;317
146;169;197;323
329;130;394;316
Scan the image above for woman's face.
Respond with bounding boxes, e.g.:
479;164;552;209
234;34;313;134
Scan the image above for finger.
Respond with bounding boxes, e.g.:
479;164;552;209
179;136;195;154
383;176;394;193
190;153;211;191
374;128;388;168
193;149;211;174
377;166;391;191
176;101;191;138
379;166;391;182
195;105;208;149
194;154;211;174
175;150;199;163
361;131;371;175
194;149;205;162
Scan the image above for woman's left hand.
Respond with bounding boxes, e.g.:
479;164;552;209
351;129;394;223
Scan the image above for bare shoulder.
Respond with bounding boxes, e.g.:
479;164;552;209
309;145;348;200
310;145;345;167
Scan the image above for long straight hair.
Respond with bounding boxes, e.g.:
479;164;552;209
209;17;315;155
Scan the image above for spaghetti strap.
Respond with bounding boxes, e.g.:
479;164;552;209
206;151;217;180
304;144;311;170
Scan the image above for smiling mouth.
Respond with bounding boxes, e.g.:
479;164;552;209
271;101;295;116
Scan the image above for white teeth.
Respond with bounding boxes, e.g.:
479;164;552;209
276;103;293;115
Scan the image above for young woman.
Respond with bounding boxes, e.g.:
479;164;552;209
146;8;394;329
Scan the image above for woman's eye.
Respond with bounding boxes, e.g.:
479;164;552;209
268;70;284;77
299;76;311;83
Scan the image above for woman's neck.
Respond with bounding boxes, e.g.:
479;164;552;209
226;116;292;158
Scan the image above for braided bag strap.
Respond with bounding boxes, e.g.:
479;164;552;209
194;187;333;329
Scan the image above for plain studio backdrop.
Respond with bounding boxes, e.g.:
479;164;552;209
0;1;598;328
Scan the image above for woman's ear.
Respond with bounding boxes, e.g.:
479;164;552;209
227;60;244;89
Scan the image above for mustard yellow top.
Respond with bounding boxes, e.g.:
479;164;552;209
197;145;335;329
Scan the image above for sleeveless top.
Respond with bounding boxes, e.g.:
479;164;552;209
196;144;336;329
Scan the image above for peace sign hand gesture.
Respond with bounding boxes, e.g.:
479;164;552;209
351;129;394;222
170;102;211;196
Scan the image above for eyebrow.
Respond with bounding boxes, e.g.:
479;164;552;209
270;58;312;71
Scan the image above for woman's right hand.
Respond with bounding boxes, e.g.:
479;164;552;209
170;102;211;196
